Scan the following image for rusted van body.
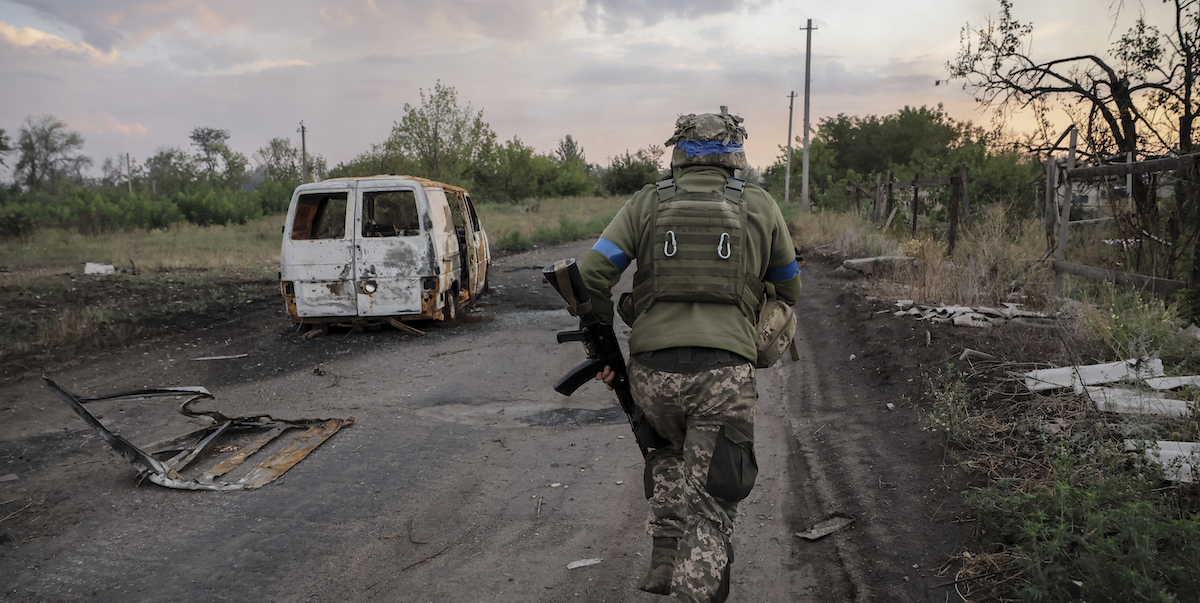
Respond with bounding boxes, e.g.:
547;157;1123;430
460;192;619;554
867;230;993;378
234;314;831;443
280;175;489;325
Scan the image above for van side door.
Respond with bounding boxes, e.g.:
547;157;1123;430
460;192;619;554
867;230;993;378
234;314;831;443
450;191;488;301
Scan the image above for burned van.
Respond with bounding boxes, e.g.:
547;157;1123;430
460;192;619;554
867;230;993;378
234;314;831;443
280;175;489;326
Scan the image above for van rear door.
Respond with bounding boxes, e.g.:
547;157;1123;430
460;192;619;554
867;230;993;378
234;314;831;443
282;184;357;317
353;184;429;316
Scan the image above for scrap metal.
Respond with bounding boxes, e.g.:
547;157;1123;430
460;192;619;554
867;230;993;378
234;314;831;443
43;376;353;491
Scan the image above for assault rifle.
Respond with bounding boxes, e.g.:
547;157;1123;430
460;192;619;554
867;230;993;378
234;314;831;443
543;258;663;459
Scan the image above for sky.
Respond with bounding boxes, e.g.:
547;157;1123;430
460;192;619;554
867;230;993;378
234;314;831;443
0;0;1184;179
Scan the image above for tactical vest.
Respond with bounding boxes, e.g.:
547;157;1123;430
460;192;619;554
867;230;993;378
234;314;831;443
630;177;764;319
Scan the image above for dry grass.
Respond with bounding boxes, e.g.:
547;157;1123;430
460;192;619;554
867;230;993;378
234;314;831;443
862;206;1054;309
0;215;285;274
790;210;902;258
476;195;627;238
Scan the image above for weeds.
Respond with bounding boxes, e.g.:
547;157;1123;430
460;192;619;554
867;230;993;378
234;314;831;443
929;352;1200;601
1070;279;1200;372
479;196;623;253
0;216;285;272
925;365;975;452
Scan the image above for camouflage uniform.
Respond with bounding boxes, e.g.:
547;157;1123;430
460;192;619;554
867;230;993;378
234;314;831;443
580;107;802;602
631;354;756;602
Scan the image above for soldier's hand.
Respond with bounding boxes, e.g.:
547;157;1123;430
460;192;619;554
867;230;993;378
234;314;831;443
594;366;615;391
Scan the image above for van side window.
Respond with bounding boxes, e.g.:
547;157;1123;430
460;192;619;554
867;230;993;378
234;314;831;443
291;192;348;240
363;190;420;237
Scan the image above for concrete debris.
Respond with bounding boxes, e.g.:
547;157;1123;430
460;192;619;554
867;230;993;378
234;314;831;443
893;301;1052;329
959;348;997;362
1125;440;1199;483
0;474;17;482
841;256;917;276
1024;358;1165;392
84;263;115;275
795;515;855;541
1087;387;1194;417
1143;376;1200;390
566;558;603;569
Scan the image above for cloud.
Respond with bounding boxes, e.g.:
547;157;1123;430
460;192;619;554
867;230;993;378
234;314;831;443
75;110;149;137
0;21;120;62
8;0;245;51
163;32;258;73
581;0;763;32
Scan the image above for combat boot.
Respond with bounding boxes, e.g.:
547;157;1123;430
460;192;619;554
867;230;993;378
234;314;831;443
636;537;677;595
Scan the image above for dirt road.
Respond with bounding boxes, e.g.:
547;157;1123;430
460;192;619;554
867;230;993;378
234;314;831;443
0;237;970;602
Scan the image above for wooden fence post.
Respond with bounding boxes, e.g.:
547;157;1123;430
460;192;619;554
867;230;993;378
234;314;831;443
1054;130;1078;294
1044;155;1057;243
949;175;960;257
910;173;920;237
873;173;883;221
886;171;893;224
960;168;971;230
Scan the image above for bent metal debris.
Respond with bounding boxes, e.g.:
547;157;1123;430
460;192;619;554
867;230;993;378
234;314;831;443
43;376;353;491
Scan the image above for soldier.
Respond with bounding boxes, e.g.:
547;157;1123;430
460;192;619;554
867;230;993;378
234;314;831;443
581;107;802;601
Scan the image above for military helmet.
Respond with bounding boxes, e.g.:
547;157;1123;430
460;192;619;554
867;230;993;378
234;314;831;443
665;106;749;170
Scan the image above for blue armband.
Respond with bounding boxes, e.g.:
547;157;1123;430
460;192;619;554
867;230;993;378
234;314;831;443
592;238;630;272
766;260;800;282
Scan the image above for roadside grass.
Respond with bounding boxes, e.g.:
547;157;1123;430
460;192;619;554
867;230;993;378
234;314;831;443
0;215;285;273
477;196;626;253
1;196;621;366
927;362;1200;601
790;205;1200;600
919;261;1200;601
792;205;1054;309
0;217;283;371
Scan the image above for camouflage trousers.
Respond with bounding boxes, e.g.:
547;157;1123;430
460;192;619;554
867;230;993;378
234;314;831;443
629;354;758;603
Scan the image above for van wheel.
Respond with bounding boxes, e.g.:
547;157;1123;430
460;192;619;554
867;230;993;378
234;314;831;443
441;291;457;323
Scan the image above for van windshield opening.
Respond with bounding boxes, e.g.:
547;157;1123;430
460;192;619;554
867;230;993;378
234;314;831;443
291;192;348;240
363;190;420;237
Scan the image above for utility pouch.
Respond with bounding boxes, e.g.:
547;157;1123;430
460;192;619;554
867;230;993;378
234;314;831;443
705;421;758;501
631;403;669;451
754;298;797;368
617;292;635;328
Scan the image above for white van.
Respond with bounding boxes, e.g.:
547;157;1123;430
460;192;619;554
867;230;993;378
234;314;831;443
280;175;490;326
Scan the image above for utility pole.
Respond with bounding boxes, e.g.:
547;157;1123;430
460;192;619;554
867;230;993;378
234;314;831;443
801;18;817;213
126;153;133;195
297;121;309;183
784;91;796;205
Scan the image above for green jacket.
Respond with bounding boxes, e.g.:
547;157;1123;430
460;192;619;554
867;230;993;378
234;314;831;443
581;165;802;362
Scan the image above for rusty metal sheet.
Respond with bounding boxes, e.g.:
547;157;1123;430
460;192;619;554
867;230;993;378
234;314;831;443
42;376;354;491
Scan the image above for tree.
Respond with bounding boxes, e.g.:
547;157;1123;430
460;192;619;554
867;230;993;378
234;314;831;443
946;0;1199;203
0;128;11;167
385;81;497;187
254;137;328;184
188;126;248;188
482;136;556;202
552;135;598;197
189;126;231;174
144;147;199;198
14;115;92;190
602;147;662;195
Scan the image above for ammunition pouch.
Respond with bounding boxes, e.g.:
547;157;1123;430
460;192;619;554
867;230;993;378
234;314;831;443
705;420;758;502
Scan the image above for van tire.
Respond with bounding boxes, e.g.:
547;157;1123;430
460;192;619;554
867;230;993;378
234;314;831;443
441;290;457;323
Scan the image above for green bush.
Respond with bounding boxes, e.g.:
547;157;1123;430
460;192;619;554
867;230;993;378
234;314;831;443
971;442;1200;602
496;230;532;252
